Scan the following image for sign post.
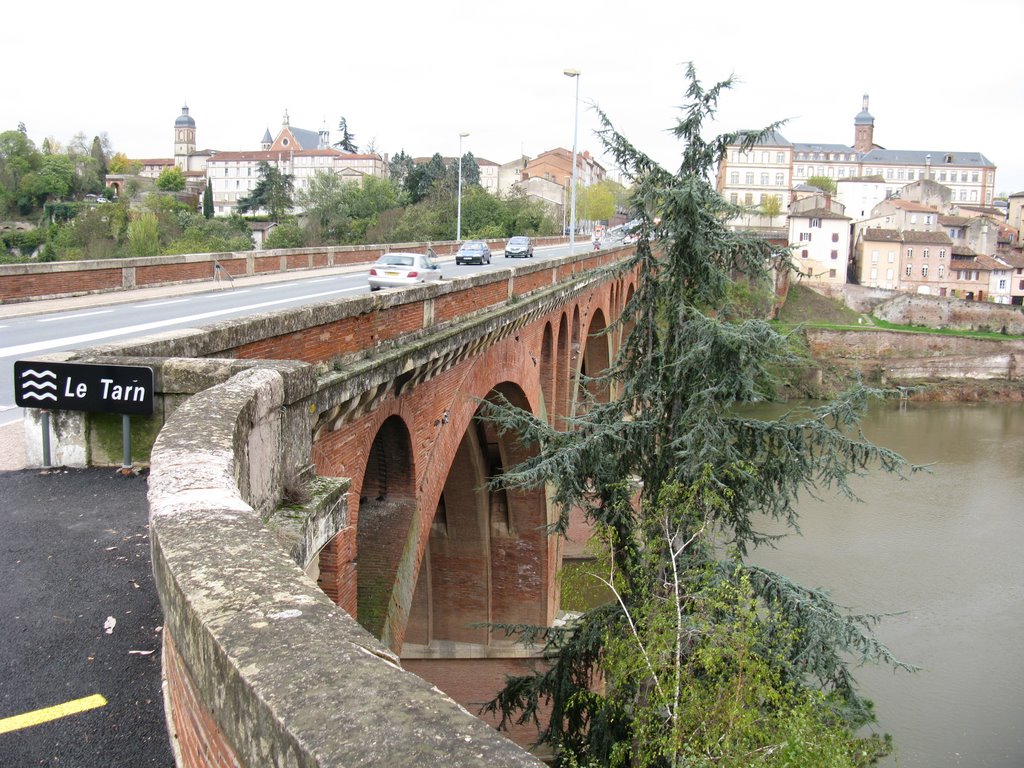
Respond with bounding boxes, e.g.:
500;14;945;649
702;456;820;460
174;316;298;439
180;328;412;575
14;361;155;468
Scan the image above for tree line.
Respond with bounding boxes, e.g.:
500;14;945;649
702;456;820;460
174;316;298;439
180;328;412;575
1;121;624;263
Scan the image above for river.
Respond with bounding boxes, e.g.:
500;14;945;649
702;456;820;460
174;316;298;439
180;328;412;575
751;401;1024;767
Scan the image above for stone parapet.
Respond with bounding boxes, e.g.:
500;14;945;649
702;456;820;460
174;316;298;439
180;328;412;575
148;366;543;767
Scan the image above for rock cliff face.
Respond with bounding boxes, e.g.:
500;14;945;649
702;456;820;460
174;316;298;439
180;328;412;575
795;328;1024;401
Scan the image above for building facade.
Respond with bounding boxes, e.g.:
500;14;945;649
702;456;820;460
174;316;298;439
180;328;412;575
788;194;851;286
717;96;997;214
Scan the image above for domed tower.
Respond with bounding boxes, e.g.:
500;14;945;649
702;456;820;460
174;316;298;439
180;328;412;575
174;104;196;170
853;94;874;154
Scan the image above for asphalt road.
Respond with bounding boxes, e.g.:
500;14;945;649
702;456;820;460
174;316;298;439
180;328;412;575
0;466;173;767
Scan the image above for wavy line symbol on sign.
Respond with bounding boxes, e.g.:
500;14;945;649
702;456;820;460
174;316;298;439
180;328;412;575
19;368;58;402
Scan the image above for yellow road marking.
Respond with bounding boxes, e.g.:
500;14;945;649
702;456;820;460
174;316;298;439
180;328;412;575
0;694;107;734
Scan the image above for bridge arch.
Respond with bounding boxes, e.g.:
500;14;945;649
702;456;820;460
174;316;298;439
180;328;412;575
355;415;417;640
405;382;549;652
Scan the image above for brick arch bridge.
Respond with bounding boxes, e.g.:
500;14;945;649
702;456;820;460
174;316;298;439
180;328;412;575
31;248;636;764
305;262;635;733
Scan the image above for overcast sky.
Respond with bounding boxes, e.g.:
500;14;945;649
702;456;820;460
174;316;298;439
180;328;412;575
6;0;1023;195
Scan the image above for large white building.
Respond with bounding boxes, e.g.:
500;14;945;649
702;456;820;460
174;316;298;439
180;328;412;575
717;96;997;212
205;111;387;216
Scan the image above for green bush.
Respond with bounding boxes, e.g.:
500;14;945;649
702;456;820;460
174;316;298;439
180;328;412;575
264;222;306;249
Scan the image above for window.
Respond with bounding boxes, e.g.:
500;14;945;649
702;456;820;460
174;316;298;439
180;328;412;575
906;248;913;259
730;192;738;204
898;169;905;180
831;232;839;242
905;264;913;276
886;268;894;281
776;152;785;163
745;172;754;184
744;193;753;205
910;214;917;224
972;172;979;182
922;264;929;277
799;232;812;242
829;269;837;278
939;248;946;259
923;249;930;259
938;265;945;278
907;171;915;180
886;169;894;179
810;218;822;228
775;173;784;186
871;250;879;263
960;190;967;201
801;249;809;258
730;172;739;184
762;151;770;163
973;270;980;281
939;172;947;181
830;250;838;260
870;267;878;280
796;166;805;177
888;251;896;263
961;173;968;182
925;214;933;225
760;173;769;185
971;190;978;201
838;168;846;177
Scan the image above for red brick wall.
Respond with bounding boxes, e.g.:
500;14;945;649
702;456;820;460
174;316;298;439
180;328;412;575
403;657;551;752
0;267;123;301
136;260;217;286
163;631;241;768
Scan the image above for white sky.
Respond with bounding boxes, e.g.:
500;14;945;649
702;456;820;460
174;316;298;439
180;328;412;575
6;0;1024;195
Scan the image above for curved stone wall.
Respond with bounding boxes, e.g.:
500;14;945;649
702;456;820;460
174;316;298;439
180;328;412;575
148;366;542;767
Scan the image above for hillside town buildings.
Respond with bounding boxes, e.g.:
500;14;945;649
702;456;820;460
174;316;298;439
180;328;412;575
715;96;1023;304
126;105;605;225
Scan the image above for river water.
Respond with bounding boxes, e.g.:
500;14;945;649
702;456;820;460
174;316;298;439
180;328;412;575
751;401;1024;767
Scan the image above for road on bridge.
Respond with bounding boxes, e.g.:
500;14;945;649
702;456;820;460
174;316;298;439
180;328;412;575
1;241;596;428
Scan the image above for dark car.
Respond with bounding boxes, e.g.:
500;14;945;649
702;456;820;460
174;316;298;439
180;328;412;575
455;241;492;265
504;236;534;258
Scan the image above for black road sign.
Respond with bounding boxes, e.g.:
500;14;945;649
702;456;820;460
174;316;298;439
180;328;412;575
15;361;154;416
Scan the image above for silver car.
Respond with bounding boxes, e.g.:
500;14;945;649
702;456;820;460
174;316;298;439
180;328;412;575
504;236;534;258
368;252;443;291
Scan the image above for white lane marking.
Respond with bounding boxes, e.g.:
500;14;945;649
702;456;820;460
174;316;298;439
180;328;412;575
197;289;250;298
145;299;191;307
37;310;114;323
0;286;364;358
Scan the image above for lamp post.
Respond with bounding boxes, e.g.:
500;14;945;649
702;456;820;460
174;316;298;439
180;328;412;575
456;131;469;242
564;69;580;253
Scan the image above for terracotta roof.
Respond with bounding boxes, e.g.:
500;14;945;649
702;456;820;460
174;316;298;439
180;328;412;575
792;207;850;220
208;149;380;163
902;230;953;245
939;215;971;226
862;228;902;242
995;249;1024;268
974;254;1005;270
886;199;938;213
951;245;977;257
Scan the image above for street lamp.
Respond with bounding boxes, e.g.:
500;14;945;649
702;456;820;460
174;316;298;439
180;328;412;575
456;131;469;242
564;68;580;253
